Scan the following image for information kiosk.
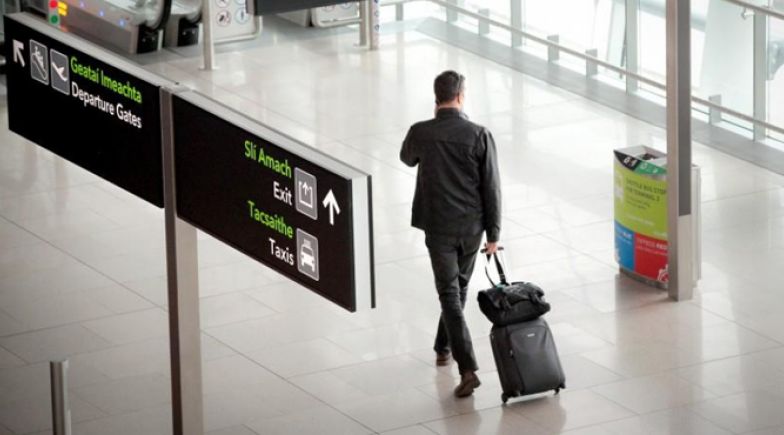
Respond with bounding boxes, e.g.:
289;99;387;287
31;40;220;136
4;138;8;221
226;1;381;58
614;146;701;287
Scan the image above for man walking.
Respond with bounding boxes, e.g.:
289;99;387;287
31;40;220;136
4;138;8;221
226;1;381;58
400;70;502;398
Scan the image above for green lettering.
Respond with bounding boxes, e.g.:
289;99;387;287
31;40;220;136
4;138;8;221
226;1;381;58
246;199;293;239
244;140;253;158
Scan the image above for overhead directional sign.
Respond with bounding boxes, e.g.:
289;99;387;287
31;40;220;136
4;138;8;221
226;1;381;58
3;13;173;207
172;92;375;312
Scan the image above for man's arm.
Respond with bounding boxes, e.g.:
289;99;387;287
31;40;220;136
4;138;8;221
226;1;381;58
479;129;502;244
400;127;419;167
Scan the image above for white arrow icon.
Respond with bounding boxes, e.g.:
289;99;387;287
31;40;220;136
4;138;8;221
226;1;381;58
12;40;25;67
322;190;341;226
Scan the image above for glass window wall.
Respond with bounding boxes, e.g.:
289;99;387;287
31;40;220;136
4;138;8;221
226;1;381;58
400;0;783;144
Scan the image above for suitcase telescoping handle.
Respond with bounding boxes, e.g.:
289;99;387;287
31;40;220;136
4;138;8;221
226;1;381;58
481;247;509;287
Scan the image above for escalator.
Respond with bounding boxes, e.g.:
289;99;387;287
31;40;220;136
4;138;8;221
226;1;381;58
1;0;349;70
11;0;200;54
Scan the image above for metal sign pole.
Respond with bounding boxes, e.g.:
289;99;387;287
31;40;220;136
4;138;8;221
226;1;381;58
202;0;217;70
50;360;71;435
161;87;205;434
665;0;693;301
359;0;368;46
369;0;380;50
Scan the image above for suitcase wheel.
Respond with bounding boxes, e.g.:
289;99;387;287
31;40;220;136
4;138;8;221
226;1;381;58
501;393;509;404
554;388;561;395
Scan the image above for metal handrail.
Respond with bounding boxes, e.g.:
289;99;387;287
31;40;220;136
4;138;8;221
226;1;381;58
723;0;784;21
429;0;663;88
426;0;784;137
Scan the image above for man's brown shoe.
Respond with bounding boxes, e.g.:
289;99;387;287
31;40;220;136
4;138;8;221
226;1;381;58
454;372;481;398
435;351;451;366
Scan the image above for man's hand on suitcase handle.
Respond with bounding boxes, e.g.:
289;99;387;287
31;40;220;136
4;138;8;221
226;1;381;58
481;243;502;255
482;244;507;287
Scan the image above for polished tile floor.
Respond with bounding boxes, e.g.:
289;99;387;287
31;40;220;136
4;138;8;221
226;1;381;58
2;17;784;435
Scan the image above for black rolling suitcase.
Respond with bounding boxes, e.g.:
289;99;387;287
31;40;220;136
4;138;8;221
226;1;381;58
490;317;566;403
478;250;566;403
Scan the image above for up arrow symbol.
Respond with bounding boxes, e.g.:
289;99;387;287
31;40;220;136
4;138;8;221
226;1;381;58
12;40;25;67
322;190;341;226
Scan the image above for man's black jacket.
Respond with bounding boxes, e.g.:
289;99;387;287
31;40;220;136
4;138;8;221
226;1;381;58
400;108;501;242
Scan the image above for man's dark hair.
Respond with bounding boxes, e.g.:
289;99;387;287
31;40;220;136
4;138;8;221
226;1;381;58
434;70;465;105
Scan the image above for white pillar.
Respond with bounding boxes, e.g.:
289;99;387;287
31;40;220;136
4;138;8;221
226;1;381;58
665;0;694;301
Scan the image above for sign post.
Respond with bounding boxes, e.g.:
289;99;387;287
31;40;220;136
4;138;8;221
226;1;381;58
161;87;204;435
369;0;380;50
172;91;375;312
202;0;217;71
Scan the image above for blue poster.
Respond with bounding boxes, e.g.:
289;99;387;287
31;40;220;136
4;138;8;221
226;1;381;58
615;221;635;271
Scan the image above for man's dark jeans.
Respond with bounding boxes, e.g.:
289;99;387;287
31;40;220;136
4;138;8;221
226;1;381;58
426;232;483;374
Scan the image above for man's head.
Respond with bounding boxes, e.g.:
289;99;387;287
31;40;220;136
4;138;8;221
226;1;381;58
434;70;465;109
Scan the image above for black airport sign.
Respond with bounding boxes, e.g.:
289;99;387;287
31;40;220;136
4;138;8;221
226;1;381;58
3;13;172;207
172;92;375;312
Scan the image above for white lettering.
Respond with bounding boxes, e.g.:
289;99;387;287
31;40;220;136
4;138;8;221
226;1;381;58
268;237;294;266
273;181;293;205
70;81;115;115
116;103;143;129
68;82;142;129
